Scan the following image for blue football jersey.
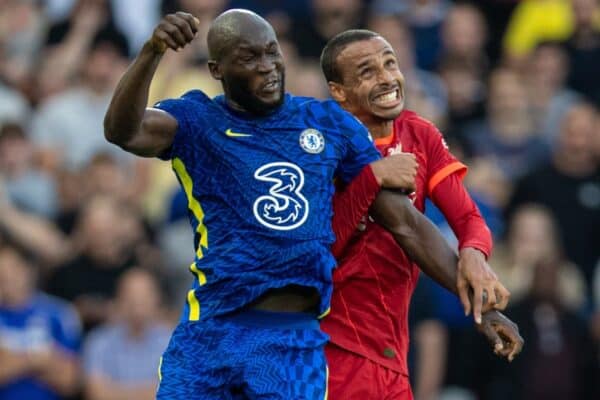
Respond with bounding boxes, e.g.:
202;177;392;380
155;91;380;321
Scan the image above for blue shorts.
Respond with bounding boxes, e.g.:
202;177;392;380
156;310;329;399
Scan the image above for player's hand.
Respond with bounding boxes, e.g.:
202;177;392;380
457;247;510;324
477;310;524;362
370;153;418;191
148;12;200;54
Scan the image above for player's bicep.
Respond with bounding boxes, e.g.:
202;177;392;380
123;108;178;158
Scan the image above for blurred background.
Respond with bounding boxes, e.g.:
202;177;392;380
0;0;598;399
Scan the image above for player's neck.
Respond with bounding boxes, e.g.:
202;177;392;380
367;119;394;139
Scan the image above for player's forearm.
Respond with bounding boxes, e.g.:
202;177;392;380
430;176;493;257
370;190;459;294
104;42;163;147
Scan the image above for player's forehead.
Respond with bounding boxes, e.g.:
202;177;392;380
232;21;278;52
337;37;396;68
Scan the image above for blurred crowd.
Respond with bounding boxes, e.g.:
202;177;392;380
0;0;598;399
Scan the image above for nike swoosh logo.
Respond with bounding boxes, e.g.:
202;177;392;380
225;128;252;137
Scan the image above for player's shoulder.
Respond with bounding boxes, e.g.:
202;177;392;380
154;89;213;111
397;110;438;131
294;96;366;133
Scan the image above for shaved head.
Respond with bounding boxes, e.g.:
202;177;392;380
207;9;275;61
206;8;285;115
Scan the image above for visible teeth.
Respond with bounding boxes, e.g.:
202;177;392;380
376;91;397;102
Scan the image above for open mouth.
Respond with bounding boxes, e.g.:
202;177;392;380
372;88;402;107
261;79;280;94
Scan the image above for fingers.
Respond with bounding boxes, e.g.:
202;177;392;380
497;324;524;362
457;277;471;317
481;321;504;355
375;153;419;189
473;286;483;324
166;14;195;42
154;30;177;51
493;284;511;311
175;11;201;33
153;12;199;51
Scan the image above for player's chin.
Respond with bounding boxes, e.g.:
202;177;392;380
372;104;403;120
255;92;284;109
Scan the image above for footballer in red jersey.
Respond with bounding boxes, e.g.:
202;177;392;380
320;30;523;399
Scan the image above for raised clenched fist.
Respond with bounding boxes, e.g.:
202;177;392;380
149;12;201;53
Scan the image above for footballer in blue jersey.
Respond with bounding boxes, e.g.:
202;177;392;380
153;90;379;323
104;8;487;400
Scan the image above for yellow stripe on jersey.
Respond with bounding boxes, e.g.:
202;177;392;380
187;289;200;321
190;262;207;285
172;157;208;258
318;307;331;319
172;157;208;321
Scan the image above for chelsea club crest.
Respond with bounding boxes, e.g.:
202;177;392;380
299;129;325;154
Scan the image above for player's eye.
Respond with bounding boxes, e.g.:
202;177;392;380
360;68;373;78
385;59;397;68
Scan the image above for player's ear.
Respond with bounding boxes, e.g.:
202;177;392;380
328;82;347;103
208;60;223;80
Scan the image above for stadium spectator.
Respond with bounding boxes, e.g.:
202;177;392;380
292;0;365;59
37;0;124;101
461;68;549;179
45;196;141;331
439;3;489;76
503;0;574;64
525;42;581;142
0;244;81;400
0;122;58;218
32;28;131;171
508;102;600;292
83;268;171;400
491;204;587;310
476;259;598;400
563;0;600;104
0;0;46;94
438;58;486;141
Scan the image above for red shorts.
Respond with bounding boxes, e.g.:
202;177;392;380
326;343;414;400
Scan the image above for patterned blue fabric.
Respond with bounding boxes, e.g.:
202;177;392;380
154;91;379;321
156;311;328;399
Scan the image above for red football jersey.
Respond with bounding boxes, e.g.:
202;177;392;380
322;110;468;375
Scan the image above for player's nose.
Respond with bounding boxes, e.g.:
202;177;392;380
257;55;276;73
376;67;396;85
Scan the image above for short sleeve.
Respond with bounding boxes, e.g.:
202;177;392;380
337;111;380;183
423;122;467;196
153;90;205;160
